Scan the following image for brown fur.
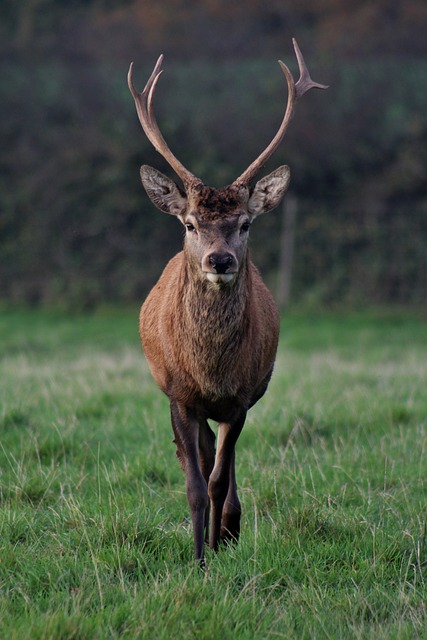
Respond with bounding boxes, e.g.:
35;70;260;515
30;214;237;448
187;183;250;219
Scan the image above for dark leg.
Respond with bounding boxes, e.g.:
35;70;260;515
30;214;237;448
220;450;242;543
208;412;246;551
199;420;216;542
170;400;208;564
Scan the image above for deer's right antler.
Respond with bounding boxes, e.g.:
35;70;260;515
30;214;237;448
128;55;202;189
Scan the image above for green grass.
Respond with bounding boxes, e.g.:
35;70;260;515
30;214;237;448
1;307;427;639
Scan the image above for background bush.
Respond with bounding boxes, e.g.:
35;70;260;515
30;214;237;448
1;0;427;308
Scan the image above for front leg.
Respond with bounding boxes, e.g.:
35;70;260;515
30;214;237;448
199;420;216;543
208;411;246;551
220;450;242;544
170;400;208;564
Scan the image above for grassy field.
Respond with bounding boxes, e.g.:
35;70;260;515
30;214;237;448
1;307;427;639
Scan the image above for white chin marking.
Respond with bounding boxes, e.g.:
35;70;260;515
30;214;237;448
206;273;235;284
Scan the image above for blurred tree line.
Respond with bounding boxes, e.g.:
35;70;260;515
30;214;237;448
1;0;427;308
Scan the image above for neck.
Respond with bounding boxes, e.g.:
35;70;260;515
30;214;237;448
176;255;252;400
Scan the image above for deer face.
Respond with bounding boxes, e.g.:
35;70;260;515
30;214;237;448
183;209;250;285
141;165;290;285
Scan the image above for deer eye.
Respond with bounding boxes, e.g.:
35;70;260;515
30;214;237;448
240;221;251;233
185;222;196;232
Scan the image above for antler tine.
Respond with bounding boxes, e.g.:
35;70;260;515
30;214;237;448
128;56;200;188
292;38;329;98
233;39;328;187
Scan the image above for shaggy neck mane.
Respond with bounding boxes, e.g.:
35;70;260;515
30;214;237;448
173;256;252;400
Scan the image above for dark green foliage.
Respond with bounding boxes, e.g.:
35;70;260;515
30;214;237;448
1;2;427;308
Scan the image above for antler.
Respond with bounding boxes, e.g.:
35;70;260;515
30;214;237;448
233;38;328;187
128;55;201;189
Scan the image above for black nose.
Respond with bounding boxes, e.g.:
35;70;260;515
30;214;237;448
208;253;234;274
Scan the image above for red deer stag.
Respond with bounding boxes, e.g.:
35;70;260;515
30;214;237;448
128;39;327;565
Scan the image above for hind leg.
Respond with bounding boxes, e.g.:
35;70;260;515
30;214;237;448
208;411;246;551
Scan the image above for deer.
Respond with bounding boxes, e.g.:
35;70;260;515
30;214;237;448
128;39;327;565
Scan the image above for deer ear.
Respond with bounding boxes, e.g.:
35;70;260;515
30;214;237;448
248;166;290;217
140;165;187;216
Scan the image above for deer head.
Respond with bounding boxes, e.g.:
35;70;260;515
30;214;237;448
128;40;327;286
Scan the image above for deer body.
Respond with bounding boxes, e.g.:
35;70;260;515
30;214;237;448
128;40;327;564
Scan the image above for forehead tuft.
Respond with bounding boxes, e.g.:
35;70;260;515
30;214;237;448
188;184;249;220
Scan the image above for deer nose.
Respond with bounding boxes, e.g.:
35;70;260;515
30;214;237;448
208;253;234;274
